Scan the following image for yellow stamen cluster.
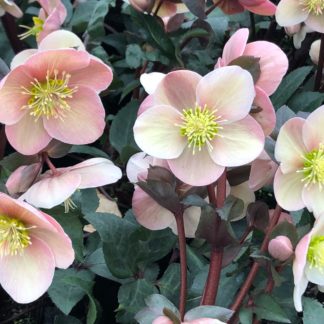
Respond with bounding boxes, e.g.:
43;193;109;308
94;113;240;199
64;197;77;213
299;144;324;189
302;0;324;15
307;235;324;269
21;70;78;121
0;215;32;257
178;104;222;154
19;16;44;40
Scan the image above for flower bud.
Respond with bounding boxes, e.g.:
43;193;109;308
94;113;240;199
129;0;155;12
309;39;321;66
268;235;293;261
285;24;301;36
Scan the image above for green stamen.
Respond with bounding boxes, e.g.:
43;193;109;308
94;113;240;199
307;235;324;269
19;16;44;40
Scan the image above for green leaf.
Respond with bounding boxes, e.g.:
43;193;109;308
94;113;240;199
271;66;313;109
303;297;324;324
186;244;208;275
68;145;109;158
229;56;261;83
182;0;206;18
109;100;139;154
239;308;253;324
54;315;82;324
70;1;99;33
87;0;109;38
288;91;324;112
126;44;145;69
184;305;233;322
117;279;158;323
81;188;99;215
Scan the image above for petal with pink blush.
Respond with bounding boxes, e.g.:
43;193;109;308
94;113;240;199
275;0;308;27
20;172;81;209
0;236;55;304
218;0;244;14
134;105;186;159
140;72;166;94
5;113;52;155
302;105;324;151
44;87;105;145
221;28;249;65
293;274;308;312
251;87;276;136
168;146;225;186
132;187;174;230
302;185;324;218
243;41;288;95
154;70;202;110
210;115;264;167
273;168;305;211
152;316;173;324
138;95;154;115
196;67;255;123
306;13;324;33
275;117;307;173
2;1;23;18
126;152;154;183
69;56;113;92
243;1;276;15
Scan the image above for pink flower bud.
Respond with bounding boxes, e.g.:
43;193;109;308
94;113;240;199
268;235;293;261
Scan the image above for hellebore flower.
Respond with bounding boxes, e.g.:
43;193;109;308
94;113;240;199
216;28;288;136
20;0;67;42
133;67;265;186
216;0;276;16
268;235;294;261
0;48;112;155
0;0;22;18
0;193;74;303
274;106;324;217
293;215;324;311
276;0;324;33
18;158;122;211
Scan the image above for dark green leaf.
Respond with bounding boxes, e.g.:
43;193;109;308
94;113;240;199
303;297;324;324
229;56;261;83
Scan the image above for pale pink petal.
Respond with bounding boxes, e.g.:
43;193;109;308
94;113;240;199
305;264;324;285
221;28;249;65
153;70;202;111
43;86;105;145
10;49;37;69
293;274;308;312
134;105;186;159
140;72;166;94
168;146;225;186
210;115;264;167
0;236;55;303
275;0;308;27
2;1;23;18
5;114;52;155
38;29;85;51
126;152;154;183
67;158;122;188
243;41;289;95
275;117;307;173
19;172;81;209
196;66;255;123
69;56;113;92
183;319;225;324
153;316;173;324
138;95;154;115
273;168;305;211
156;1;177;17
302;105;324;151
218;0;244;14
243;1;276;15
305;13;324;33
251;87;276;136
132;187;174;230
302;184;324;218
169;206;201;238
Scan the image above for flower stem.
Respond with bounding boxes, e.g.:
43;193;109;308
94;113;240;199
1;14;24;53
201;170;227;305
42;152;58;175
314;33;324;92
229;205;282;320
249;13;256;40
175;210;187;321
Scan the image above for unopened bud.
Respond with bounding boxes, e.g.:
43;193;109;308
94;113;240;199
268;235;293;261
285;24;301;36
129;0;155;12
309;39;321;66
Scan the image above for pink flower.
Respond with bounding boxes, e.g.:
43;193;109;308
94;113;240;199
268;235;294;261
216;0;276;16
216;28;288;136
274;106;324;217
133;67;265;186
276;0;324;33
293;215;324;311
0;0;23;18
18;158;122;210
0;48;112;155
20;0;67;42
0;193;74;303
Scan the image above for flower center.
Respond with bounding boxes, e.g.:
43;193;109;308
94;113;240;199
178;104;222;154
299;144;324;189
0;215;32;257
19;16;44;40
302;0;324;14
21;70;78;121
307;235;324;269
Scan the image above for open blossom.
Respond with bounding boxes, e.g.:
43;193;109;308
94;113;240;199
274;106;324;217
216;28;288;136
276;0;324;33
216;0;276;16
0;193;74;303
293;215;324;311
16;158;122;211
134;67;264;186
0;0;22;18
0;48;112;155
20;0;67;42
